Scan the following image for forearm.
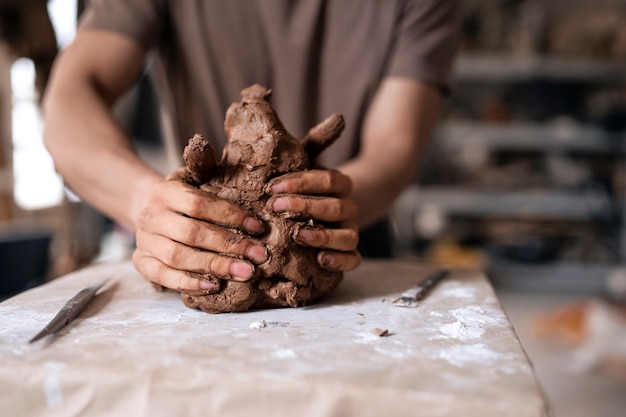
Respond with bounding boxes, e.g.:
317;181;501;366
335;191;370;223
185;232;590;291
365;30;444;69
340;149;421;228
339;78;442;229
43;73;163;231
42;31;164;231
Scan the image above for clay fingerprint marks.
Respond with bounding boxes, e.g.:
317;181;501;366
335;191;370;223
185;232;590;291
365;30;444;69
182;280;257;314
178;84;345;313
224;84;277;151
259;278;311;308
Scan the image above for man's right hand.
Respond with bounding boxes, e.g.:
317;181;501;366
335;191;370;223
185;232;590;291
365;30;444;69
41;30;268;292
132;176;268;293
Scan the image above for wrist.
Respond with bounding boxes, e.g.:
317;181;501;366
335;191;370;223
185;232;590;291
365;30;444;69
127;171;164;232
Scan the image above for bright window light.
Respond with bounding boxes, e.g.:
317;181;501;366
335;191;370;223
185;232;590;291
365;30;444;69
10;0;77;210
48;0;77;49
11;59;64;210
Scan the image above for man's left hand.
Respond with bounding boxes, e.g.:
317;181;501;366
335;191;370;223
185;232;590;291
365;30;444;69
268;169;361;272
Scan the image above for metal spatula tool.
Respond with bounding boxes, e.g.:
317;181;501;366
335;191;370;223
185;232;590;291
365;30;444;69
29;279;110;343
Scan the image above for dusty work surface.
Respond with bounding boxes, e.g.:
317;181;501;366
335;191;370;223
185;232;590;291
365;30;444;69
0;260;550;417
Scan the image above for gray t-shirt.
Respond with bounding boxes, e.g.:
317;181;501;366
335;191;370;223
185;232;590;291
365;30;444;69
80;0;458;168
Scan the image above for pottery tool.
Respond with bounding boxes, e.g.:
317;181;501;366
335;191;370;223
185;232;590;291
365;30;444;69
392;269;449;307
29;279;110;343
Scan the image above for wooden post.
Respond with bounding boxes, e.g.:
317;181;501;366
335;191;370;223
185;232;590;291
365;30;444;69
0;42;14;221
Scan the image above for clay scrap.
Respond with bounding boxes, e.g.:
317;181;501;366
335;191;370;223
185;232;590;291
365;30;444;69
371;328;390;337
179;84;345;313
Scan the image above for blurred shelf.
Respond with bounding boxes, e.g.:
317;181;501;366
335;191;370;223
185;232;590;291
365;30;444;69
435;122;626;153
400;51;626;274
488;259;614;295
407;186;611;221
455;53;626;84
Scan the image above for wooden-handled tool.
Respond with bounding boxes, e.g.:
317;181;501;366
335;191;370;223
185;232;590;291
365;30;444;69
392;269;449;307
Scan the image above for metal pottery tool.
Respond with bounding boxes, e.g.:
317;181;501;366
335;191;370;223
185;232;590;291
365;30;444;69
392;269;449;307
29;279;110;343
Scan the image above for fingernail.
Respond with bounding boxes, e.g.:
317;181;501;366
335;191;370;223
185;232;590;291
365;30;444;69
272;197;290;211
244;217;264;234
200;280;217;290
246;244;268;263
296;228;315;243
319;253;337;270
230;261;254;280
270;181;287;193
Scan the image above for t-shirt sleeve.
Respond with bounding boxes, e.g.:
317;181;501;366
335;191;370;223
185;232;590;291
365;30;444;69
387;0;460;94
79;0;167;49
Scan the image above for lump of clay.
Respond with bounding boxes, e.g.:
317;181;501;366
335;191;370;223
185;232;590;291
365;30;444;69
179;84;345;313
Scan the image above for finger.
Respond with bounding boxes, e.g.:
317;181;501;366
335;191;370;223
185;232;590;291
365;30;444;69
138;208;268;264
133;252;219;293
270;194;358;223
317;250;362;272
154;181;264;234
135;230;256;281
165;167;189;182
294;225;358;252
267;170;352;197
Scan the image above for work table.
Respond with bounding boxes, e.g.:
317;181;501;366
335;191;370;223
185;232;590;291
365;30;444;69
0;260;550;416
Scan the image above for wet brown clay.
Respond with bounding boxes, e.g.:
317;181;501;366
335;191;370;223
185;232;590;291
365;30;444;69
179;84;345;313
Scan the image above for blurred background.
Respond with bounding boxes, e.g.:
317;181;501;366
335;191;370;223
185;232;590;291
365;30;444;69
0;1;625;416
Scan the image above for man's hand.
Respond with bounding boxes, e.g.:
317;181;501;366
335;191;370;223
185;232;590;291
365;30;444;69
132;176;268;293
268;169;361;272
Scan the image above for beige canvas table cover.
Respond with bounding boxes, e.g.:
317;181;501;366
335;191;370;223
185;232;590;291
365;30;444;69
0;260;550;417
